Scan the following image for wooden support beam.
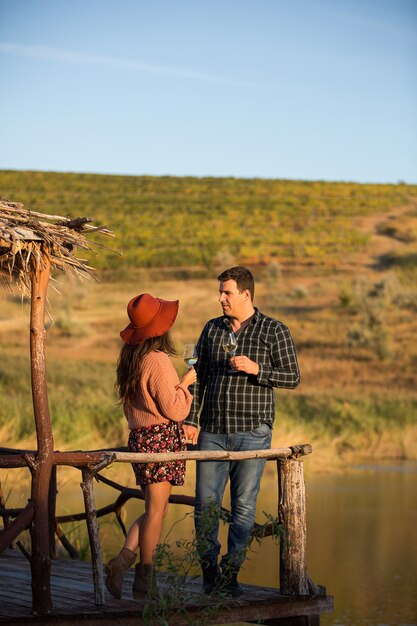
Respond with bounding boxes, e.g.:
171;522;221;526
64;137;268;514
0;480;11;535
0;501;34;554
48;466;57;559
81;468;106;606
55;522;79;559
278;460;309;595
29;254;54;616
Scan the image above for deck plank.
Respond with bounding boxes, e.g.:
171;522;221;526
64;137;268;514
0;550;333;624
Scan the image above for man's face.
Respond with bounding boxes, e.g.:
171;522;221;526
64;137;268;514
218;279;249;319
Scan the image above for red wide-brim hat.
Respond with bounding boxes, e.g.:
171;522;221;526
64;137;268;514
120;293;179;345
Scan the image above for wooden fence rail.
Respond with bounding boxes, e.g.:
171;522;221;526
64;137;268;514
0;443;312;468
0;444;322;617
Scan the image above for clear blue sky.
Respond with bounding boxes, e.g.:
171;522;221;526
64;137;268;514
0;0;416;183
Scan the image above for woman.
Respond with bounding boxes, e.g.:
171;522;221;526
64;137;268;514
105;293;196;599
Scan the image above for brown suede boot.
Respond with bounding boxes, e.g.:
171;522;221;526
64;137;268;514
105;547;136;599
132;563;156;599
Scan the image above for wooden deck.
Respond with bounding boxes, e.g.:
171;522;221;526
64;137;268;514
0;550;333;625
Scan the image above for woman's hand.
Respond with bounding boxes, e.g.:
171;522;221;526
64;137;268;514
183;424;199;445
181;366;197;387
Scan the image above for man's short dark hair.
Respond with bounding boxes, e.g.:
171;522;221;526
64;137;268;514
217;266;255;301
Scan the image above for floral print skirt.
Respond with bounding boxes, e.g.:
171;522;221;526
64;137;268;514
128;422;187;486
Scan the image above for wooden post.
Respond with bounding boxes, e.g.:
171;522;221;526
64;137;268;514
81;468;105;606
48;466;57;558
278;459;309;595
29;254;54;615
0;479;11;537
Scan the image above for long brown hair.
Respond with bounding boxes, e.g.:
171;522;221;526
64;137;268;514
115;331;177;405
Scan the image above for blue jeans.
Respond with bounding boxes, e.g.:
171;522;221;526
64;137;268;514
195;423;272;570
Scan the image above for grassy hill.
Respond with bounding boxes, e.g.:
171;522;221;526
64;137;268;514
1;170;417;469
1;169;416;272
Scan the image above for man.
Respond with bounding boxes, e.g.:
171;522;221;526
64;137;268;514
184;266;300;597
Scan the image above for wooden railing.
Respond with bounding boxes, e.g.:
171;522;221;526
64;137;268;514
0;444;320;611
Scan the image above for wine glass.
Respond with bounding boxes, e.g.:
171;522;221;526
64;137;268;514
222;332;237;372
183;343;198;367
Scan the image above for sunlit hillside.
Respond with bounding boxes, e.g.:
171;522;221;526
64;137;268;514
1;170;417;469
1;169;416;272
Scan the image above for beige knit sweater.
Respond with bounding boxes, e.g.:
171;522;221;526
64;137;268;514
124;350;193;430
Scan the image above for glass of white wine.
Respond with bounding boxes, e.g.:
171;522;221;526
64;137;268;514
183;343;198;367
222;332;237;372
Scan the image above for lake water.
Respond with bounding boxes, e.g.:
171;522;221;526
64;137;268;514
6;459;417;625
305;461;417;626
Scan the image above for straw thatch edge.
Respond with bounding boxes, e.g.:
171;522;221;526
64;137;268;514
0;197;115;296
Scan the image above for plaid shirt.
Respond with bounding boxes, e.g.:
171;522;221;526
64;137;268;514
184;309;300;433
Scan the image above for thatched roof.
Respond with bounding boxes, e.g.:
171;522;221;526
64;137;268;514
0;198;114;295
